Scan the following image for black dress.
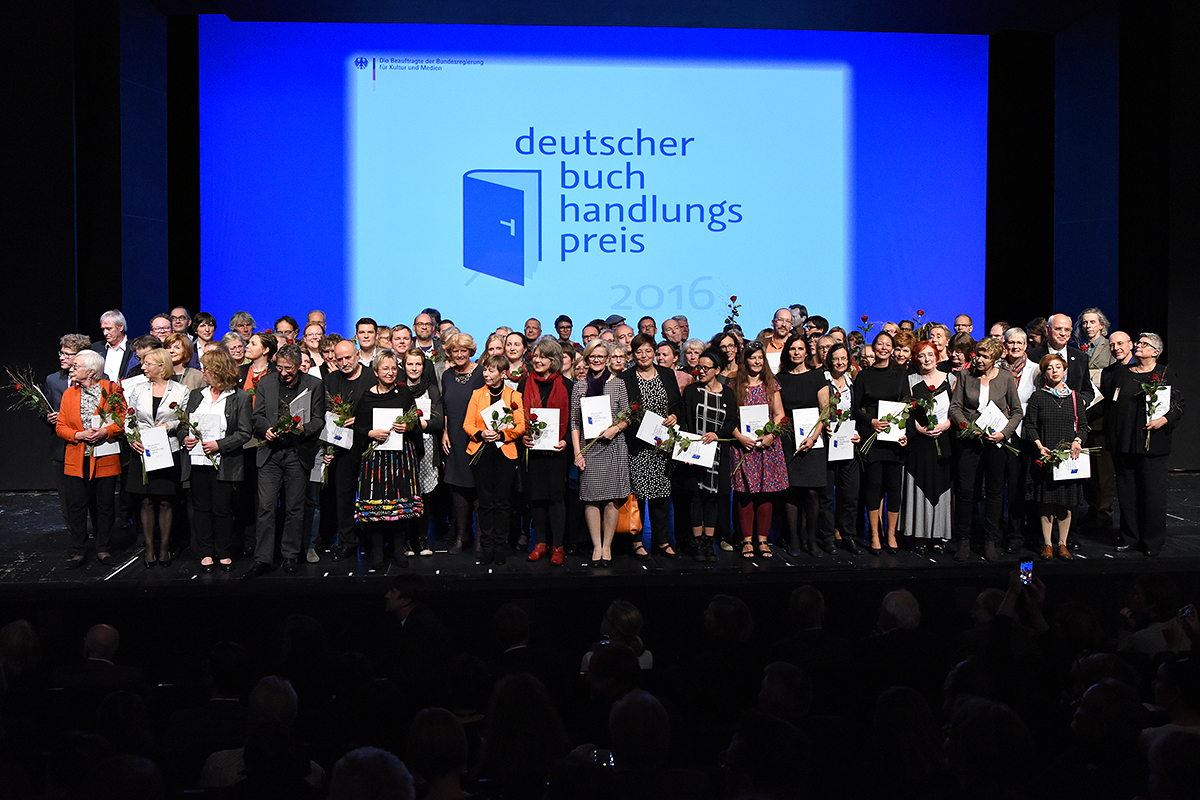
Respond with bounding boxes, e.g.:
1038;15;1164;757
1025;388;1090;506
901;373;955;540
441;366;485;488
351;387;424;521
522;376;573;503
776;369;828;488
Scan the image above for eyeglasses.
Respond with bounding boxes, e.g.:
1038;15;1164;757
170;314;189;321
59;350;77;358
698;364;717;372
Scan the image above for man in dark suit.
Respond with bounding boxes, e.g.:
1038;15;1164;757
1028;313;1094;406
245;344;326;578
52;624;145;728
90;309;137;382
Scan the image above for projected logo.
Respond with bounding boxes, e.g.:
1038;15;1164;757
462;170;542;285
354;57;368;69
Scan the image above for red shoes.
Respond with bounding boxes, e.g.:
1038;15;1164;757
528;543;548;562
550;546;565;566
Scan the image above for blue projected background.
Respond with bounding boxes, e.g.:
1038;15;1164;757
200;20;988;339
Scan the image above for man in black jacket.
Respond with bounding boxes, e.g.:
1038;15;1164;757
245;344;326;578
1028;313;1094;406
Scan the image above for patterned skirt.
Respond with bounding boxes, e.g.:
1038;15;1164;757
356;444;423;522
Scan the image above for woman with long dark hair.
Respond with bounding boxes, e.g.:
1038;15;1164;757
621;333;682;559
729;340;788;559
775;332;830;556
855;331;910;555
403;347;444;558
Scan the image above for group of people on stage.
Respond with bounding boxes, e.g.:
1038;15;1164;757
42;301;1182;575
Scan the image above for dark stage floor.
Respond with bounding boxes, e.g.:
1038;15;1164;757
4;474;1200;599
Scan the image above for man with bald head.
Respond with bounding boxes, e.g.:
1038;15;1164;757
1108;331;1134;366
1029;313;1094;406
323;340;375;560
765;308;793;354
53;623;144;695
614;324;635;349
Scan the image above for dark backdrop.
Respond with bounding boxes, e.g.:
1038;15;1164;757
4;0;1197;490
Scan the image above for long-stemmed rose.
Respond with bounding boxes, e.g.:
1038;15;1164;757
1140;372;1167;449
5;366;52;414
364;406;424;457
171;401;217;467
470;406;512;464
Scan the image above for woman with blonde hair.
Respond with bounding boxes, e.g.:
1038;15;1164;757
164;332;205;390
441;332;485;553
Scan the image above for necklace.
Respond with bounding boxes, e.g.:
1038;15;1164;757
454;367;473;384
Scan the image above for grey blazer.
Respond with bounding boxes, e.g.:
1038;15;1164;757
949;368;1023;439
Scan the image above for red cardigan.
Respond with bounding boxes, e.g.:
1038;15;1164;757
56;381;126;479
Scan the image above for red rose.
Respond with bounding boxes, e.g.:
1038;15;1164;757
958;421;967;429
928;384;936;391
1080;343;1088;352
1151;373;1160;381
781;416;789;423
834;391;841;399
1034;459;1043;467
861;315;869;322
730;295;737;302
292;415;301;423
529;412;538;421
917;309;925;316
631;403;640;411
14;384;21;391
169;402;178;409
416;409;423;416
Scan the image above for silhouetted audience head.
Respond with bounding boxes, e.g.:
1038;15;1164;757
600;600;646;656
1070;678;1144;742
406;707;468;786
943;696;1032;793
1147;730;1200;800
879;590;921;632
492;603;531;651
758;662;813;725
943;656;1001;710
0;618;41;679
84;624;120;661
971;589;1005;627
787;585;825;630
723;710;803;799
704;595;754;643
609;689;670;769
872;686;946;782
1070;652;1140;699
479;673;569;792
329;746;414;800
1130;574;1183;625
248;675;298;730
390;574;427;604
586;642;641;703
1154;655;1200;717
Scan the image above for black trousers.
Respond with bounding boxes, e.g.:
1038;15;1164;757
470;446;516;552
531;498;566;548
62;459;115;556
1114;452;1168;554
254;449;307;564
330;451;361;548
825;461;860;540
1082;428;1117;533
1001;439;1032;546
954;440;1010;543
191;467;235;559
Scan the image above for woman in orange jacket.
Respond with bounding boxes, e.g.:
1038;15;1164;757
464;353;527;565
56;350;126;569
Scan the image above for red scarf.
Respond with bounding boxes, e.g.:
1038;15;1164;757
523;369;570;422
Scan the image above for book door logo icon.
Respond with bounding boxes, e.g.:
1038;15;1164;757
462;170;542;285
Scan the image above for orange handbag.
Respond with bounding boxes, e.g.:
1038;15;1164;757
615;495;642;534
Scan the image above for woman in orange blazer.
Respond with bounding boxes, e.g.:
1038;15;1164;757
464;353;527;565
56;350;126;569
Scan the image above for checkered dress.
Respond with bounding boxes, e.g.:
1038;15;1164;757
570;376;632;502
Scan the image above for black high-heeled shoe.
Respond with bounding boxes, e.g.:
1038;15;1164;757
867;538;882;556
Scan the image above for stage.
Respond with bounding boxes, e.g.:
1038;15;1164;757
2;478;1198;682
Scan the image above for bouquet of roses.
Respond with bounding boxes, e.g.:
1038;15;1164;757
258;400;303;446
170;401;217;468
799;394;846;455
1141;372;1167;448
470;406;512;464
912;382;948;455
956;419;1020;456
365;406;424;457
5;366;52;415
859;403;915;457
1034;441;1099;470
327;393;354;427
